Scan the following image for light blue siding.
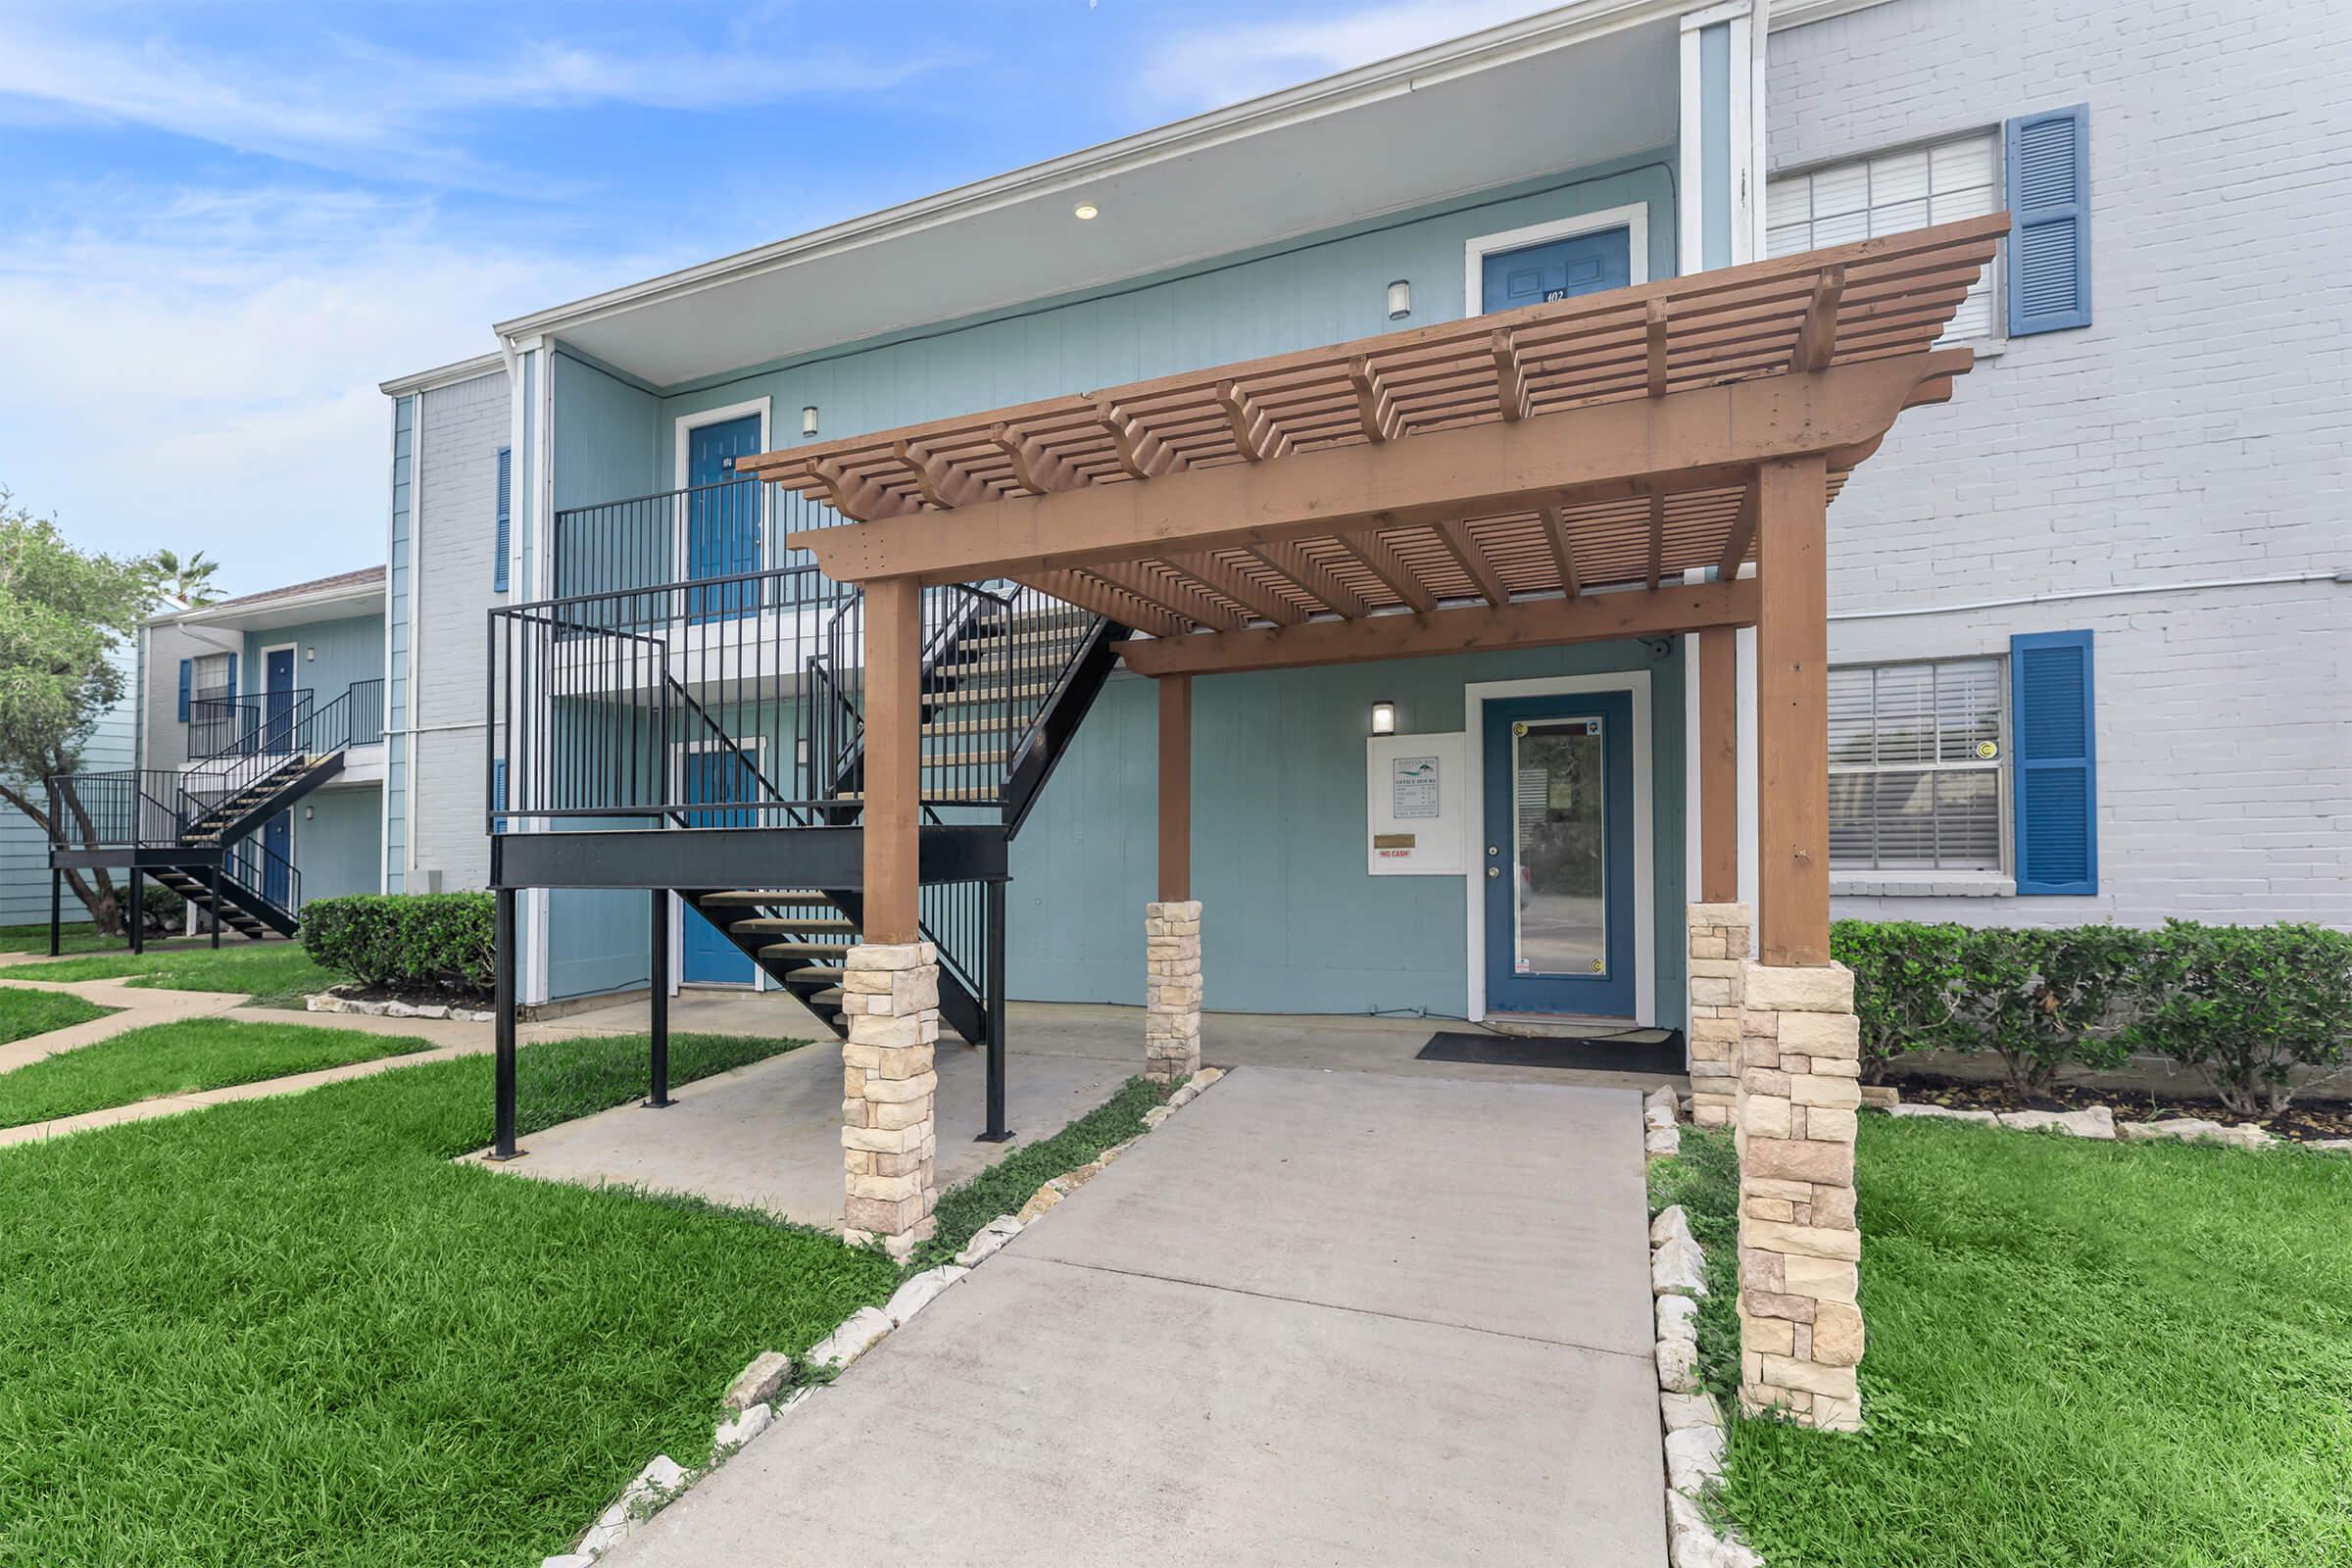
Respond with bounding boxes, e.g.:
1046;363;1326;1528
242;612;385;721
552;350;660;512
1698;23;1734;271
294;784;384;906
1009;640;1689;1022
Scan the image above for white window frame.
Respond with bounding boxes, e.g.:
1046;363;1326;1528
1462;203;1650;318
1827;655;2012;887
671;397;773;584
1766;124;2005;348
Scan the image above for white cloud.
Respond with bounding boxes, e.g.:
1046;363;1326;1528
1137;0;1543;111
0;184;689;593
0;13;954;188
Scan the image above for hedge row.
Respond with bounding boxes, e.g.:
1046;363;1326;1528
300;894;496;995
1832;918;2352;1113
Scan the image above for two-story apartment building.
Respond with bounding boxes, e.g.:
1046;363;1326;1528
381;0;2348;1041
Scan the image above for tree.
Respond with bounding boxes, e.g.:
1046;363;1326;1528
0;492;161;934
153;548;221;609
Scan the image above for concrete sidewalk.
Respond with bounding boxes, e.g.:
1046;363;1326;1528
610;1064;1667;1566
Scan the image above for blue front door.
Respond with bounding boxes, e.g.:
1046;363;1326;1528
681;748;760;985
1482;693;1636;1017
263;646;297;753
686;415;764;622
261;811;291;908
1480;226;1632;313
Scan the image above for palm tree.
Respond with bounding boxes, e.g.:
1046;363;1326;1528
154;549;221;608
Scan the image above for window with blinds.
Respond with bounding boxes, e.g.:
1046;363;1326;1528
1829;658;2005;872
1768;129;2000;341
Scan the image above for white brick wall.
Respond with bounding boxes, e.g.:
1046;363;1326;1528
409;368;509;890
1774;0;2352;928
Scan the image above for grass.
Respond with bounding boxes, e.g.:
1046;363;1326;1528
0;922;228;957
8;940;341;1002
0;986;114;1045
909;1073;1174;1272
0;1027;893;1568
1669;1114;2352;1567
1647;1123;1741;1407
0;1018;438;1128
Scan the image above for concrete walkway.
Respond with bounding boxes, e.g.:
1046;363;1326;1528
611;1063;1667;1566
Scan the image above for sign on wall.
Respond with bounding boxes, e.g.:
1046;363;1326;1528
1366;732;1468;876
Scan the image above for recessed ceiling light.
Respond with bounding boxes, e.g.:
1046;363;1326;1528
1072;201;1100;220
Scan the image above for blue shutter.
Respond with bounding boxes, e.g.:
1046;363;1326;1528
2006;105;2091;335
176;659;192;722
494;446;513;592
491;759;508;835
226;653;238;699
2011;630;2097;894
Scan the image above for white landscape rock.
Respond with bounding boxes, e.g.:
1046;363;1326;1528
543;1555;597;1568
954;1214;1023;1268
1887;1102;1999;1125
2117;1117;2276;1151
1646;1124;1682;1160
575;1454;689;1557
1656;1293;1699;1344
1192;1066;1225;1090
1998;1104;2116;1140
1651;1238;1708;1298
805;1305;893;1372
1168;1083;1199;1109
1664;1424;1726;1496
1656;1336;1700;1395
711;1401;772;1453
720;1350;792;1413
1141;1105;1173;1129
1645;1084;1680;1128
1659;1391;1724;1433
1650;1205;1694;1250
884;1265;969;1328
2303;1139;2352;1153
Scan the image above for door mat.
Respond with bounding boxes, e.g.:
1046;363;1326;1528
1417;1029;1685;1076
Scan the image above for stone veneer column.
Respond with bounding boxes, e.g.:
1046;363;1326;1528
839;941;939;1253
1144;901;1202;1083
1685;903;1751;1128
1735;959;1866;1432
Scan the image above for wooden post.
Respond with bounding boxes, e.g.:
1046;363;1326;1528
862;577;922;944
1754;455;1832;966
1157;673;1192;902
1698;627;1740;904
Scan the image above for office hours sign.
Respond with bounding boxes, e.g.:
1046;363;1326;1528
1365;732;1468;876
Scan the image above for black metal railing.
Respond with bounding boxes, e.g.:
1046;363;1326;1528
179;680;383;830
550;478;858;617
43;771;191;850
223;834;301;915
487;560;1086;831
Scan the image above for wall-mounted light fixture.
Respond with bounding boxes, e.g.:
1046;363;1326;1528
802;406;819;438
1370;699;1397;736
1072;201;1100;220
1386;280;1411;320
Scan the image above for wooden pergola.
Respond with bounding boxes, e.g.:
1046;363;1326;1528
756;213;2006;971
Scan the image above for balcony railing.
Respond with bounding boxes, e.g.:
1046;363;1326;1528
551;477;858;617
185;679;385;760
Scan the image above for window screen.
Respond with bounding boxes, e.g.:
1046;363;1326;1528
1829;658;2005;872
1768;129;2000;341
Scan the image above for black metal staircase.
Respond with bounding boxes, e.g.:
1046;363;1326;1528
45;679;384;945
490;503;1128;1053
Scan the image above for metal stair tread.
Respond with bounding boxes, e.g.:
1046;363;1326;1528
700;888;829;906
739;916;857;934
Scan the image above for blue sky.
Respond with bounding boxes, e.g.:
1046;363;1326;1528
0;0;1533;595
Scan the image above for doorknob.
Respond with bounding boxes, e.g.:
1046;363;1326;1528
1486;866;1500;879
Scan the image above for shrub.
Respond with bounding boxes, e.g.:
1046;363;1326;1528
1951;924;2144;1098
140;881;186;933
301;894;495;995
2126;920;2352;1115
1831;919;1967;1083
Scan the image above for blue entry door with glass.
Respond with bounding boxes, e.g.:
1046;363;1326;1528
1480;226;1632;313
680;747;760;985
686;414;764;621
1482;692;1636;1016
261;810;292;907
262;646;297;753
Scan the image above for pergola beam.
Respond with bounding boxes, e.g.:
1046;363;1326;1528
1117;578;1758;678
1337;528;1436;612
792;352;1969;586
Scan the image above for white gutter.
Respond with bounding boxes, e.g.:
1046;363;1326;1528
490;0;1691;345
378;350;506;399
1828;568;2347;621
159;580;385;628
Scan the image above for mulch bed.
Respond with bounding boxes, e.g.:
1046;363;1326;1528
1883;1070;2352;1143
327;982;495;1011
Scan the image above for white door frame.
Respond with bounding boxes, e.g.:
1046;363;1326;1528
672;397;772;582
1462;669;1655;1025
255;640;299;755
669;736;771;992
1462;201;1650;315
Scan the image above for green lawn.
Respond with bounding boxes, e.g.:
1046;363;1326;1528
0;986;114;1045
10;940;340;1002
0;1018;438;1128
1670;1118;2352;1567
0;922;217;956
0;1028;886;1568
